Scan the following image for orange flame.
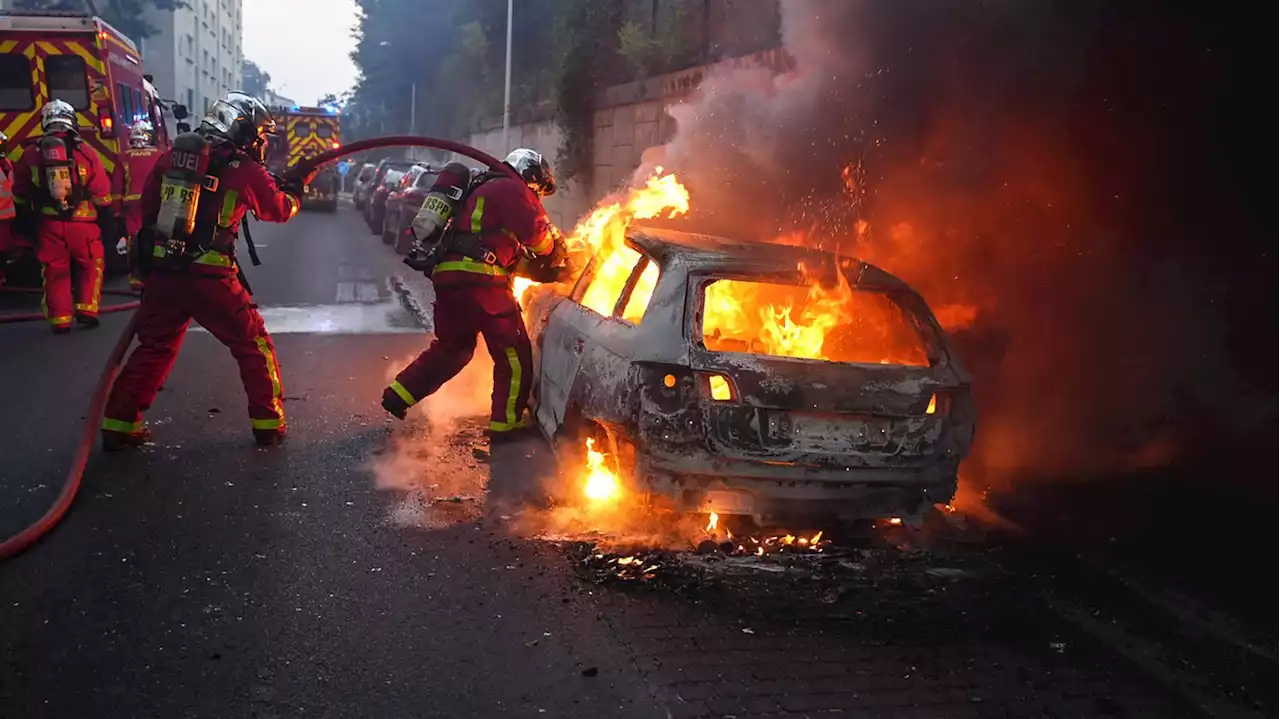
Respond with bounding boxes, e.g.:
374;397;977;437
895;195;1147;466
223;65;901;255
702;262;929;366
582;438;621;504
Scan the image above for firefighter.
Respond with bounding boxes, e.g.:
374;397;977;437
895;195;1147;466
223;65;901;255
382;149;566;442
101;92;311;451
13;99;118;333
120;120;162;289
0;131;17;286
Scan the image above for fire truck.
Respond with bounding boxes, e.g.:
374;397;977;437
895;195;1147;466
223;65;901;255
266;105;341;212
0;9;183;269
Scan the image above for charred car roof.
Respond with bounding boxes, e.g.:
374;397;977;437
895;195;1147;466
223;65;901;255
626;226;914;293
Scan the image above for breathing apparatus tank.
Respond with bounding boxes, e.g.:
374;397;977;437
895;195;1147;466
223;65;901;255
38;134;74;213
155;131;212;254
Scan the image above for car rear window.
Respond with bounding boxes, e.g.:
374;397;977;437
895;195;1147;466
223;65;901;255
295;124;312;138
0;54;33;110
414;171;437;189
358;165;375;181
382;170;404;186
700;277;930;366
45;55;89;110
315;124;332;138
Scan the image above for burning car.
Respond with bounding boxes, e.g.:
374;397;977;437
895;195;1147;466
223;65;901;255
527;226;975;525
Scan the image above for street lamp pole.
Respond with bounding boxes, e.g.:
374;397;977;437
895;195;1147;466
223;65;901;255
410;81;416;135
502;0;512;148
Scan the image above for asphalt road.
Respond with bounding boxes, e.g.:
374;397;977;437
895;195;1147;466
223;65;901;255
0;200;1271;719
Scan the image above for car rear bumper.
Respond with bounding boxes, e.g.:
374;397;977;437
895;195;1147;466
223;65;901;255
637;453;959;521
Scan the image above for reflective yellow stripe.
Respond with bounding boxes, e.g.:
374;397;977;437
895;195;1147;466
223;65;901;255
153;245;235;267
102;417;143;434
219;189;239;226
285;193;299;217
433;259;509;277
81;258;103;313
503;346;521;427
251;417;283;430
123;193;142;201
389;380;416;406
254;336;285;421
195;252;234;267
470;195;484;233
489;417;531;432
528;231;554;256
48;315;72;326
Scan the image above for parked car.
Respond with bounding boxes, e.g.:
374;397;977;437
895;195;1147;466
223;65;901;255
351;162;376;210
360;158;415;221
363;169;406;234
525;226;976;525
381;164;440;254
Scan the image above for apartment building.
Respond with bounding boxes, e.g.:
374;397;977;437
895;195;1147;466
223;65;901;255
142;0;243;124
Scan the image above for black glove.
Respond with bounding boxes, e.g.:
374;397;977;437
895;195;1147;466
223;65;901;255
97;209;122;246
403;243;442;276
283;163;319;188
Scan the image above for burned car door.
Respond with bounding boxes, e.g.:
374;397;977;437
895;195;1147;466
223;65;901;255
534;247;657;436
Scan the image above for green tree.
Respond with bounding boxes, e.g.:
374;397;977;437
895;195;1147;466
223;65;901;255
14;0;188;42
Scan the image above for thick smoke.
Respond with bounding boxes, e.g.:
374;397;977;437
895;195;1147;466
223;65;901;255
640;0;1273;492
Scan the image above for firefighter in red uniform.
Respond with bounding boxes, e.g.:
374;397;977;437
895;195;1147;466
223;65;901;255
13;99;118;333
0;131;18;286
101;92;309;450
382;149;566;441
120;120;162;288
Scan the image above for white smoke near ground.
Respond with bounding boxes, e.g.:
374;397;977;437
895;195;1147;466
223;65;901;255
368;337;496;529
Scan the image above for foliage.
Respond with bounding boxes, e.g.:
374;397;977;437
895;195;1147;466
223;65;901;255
553;0;623;182
13;0;188;42
616;3;696;81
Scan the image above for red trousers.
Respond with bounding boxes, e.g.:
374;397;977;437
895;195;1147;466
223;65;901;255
36;219;103;328
103;271;286;435
390;284;534;432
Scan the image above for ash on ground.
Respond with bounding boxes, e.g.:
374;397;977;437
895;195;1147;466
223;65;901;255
560;513;1009;623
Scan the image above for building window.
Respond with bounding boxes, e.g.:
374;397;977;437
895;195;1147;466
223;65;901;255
185;34;194;56
186;88;194;110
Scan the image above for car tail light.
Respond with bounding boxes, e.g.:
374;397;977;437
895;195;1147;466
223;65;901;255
923;392;950;416
331;141;340;149
699;372;737;402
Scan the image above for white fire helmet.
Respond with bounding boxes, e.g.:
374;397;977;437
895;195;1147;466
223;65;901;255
40;99;77;134
130;120;156;148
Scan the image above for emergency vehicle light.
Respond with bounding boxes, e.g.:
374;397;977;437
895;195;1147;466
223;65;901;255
99;113;114;137
331;141;340;149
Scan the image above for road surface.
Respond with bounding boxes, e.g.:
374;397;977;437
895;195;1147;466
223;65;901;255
0;200;1271;719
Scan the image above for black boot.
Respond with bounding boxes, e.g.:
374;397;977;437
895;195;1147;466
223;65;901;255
253;428;286;447
381;388;409;420
102;427;152;452
76;313;100;328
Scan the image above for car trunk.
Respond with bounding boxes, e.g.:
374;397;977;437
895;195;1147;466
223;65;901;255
685;269;970;469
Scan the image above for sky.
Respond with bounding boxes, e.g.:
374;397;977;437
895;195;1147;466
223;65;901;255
242;0;360;106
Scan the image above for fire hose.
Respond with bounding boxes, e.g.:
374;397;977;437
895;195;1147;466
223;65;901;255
0;135;517;561
0;287;141;324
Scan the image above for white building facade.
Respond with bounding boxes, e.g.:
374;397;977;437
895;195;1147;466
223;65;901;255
142;0;243;123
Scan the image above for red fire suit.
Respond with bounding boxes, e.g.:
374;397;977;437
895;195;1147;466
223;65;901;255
0;155;19;261
121;146;162;288
386;173;556;434
102;145;301;441
13;134;112;330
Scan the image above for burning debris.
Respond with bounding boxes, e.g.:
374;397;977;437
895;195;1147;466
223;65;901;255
699;512;827;557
